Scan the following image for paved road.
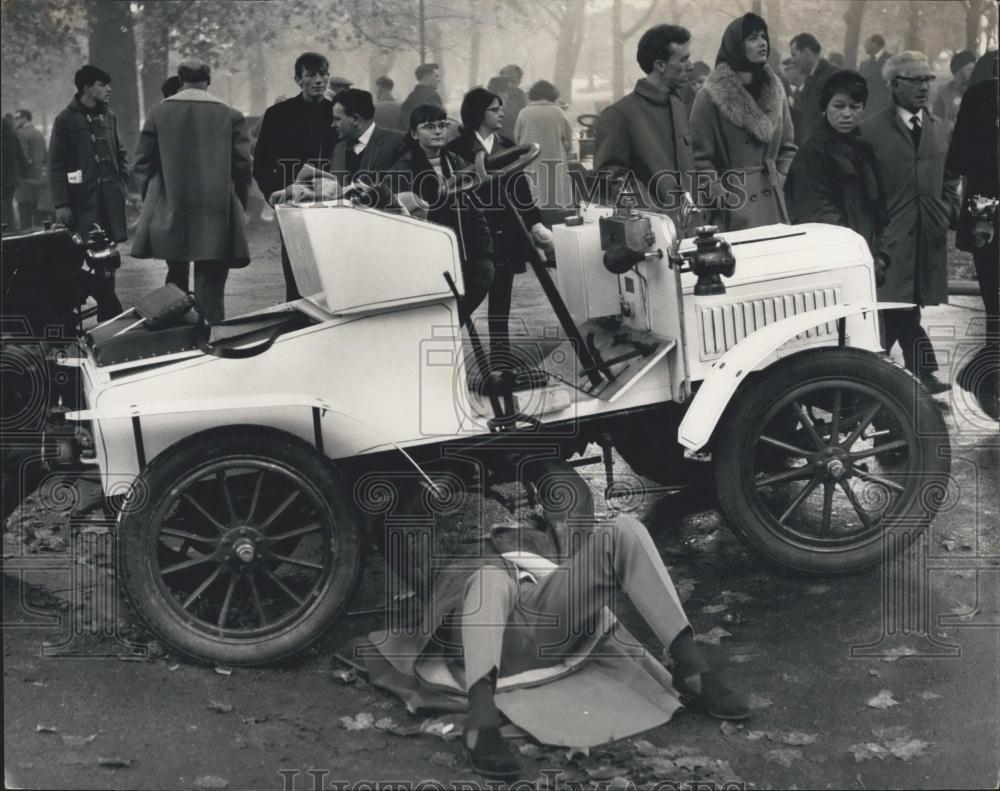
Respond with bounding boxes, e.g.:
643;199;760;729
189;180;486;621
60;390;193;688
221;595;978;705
4;219;998;789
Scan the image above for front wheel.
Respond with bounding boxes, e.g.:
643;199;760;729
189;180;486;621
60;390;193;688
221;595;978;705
119;427;365;665
714;349;951;573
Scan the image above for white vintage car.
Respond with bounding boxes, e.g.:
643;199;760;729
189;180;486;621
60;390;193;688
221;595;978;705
62;149;950;665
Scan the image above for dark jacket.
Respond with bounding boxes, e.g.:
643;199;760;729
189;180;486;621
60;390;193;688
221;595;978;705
399;84;444;132
48;97;130;241
947;78;999;251
861;106;961;305
252;94;336;199
446;132;543;273
858;52;891;117
499;86;527;140
388;146;494;266
328;125;407;185
373;98;402;132
796;58;841;144
784;118;888;262
593;78;697;214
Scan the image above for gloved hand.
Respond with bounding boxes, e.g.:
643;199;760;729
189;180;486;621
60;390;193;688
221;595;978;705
55;206;73;227
530;222;554;249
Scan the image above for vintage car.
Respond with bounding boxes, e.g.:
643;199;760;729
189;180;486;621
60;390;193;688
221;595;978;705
55;147;950;665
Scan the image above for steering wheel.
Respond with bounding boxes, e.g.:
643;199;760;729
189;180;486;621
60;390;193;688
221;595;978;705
577;113;599;130
441;143;540;198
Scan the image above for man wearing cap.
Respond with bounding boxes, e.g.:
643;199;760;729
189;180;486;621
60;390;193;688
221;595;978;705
253;52;337;300
933;50;976;136
132;59;252;322
327;75;353;102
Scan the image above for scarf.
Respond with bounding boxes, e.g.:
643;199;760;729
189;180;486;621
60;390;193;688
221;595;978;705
715;13;770;100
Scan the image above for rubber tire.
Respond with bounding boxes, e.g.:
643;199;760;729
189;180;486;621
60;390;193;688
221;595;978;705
713;349;951;574
119;426;365;666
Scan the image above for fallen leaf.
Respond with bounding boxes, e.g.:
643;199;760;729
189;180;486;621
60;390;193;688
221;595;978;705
193;775;229;789
97;757;133;768
720;722;743;736
941;539;956;551
886;738;931;761
631;739;658;756
240;716;268;724
868;670;881;677
693;626;733;645
339;712;375;731
207;700;233;714
61;733;97;747
849;743;890;762
607;777;633;790
745;730;771;742
519;742;542;757
429;751;458;768
919;692;942;700
718;590;754;604
882;647;917;662
213;666;232;676
782;731;818;746
701;604;728;614
167;664;180;671
767;748;802;767
866;690;899;710
748;693;774;709
584;764;620;780
806;584;830;595
419;716;458;739
728;653;754;664
673;755;715;770
331;668;357;685
35;724;58;733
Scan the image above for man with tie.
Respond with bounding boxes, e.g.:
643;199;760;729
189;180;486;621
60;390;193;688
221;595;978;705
789;32;841;143
861;52;961;394
329;89;407;189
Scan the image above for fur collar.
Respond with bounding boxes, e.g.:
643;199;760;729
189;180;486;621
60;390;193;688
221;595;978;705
703;62;783;143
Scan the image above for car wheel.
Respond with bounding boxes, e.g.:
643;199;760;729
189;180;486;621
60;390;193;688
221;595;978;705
119;426;365;665
714;349;951;574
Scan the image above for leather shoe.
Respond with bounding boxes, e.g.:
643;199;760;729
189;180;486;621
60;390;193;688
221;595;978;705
918;372;951;395
673;671;751;721
463;726;521;779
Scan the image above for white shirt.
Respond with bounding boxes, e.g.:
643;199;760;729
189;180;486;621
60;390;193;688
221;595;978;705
896;105;924;129
352;122;375;155
474;131;496;154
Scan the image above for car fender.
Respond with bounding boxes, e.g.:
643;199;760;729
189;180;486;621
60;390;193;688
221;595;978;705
677;302;912;451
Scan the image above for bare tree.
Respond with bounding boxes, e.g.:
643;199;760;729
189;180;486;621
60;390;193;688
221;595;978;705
905;0;925;52
87;0;141;154
611;0;661;101
843;0;867;68
960;0;990;53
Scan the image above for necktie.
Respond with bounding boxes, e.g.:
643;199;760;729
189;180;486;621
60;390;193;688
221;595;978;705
909;115;922;150
345;146;361;179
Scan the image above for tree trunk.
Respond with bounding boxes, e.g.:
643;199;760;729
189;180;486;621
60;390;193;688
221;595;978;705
248;40;268;117
88;0;141;156
842;0;867;69
965;0;985;53
905;1;924;53
468;18;481;89
612;0;624;101
553;0;587;104
751;0;762;15
367;49;397;90
139;5;169;121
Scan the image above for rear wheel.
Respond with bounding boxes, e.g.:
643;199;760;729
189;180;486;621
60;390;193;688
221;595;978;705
120;427;365;665
714;349;951;573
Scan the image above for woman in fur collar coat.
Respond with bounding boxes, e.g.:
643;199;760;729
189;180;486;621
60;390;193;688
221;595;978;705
690;13;796;231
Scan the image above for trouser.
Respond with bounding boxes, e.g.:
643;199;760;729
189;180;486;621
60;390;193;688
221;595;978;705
880;306;939;375
458;257;495;326
192;262;229;323
280;233;300;302
973;238;999;344
165;260;191;292
459;516;690;690
17;200;42;230
487;263;516;366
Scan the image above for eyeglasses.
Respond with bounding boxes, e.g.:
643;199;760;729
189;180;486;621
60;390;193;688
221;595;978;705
895;75;936;84
417;121;450;131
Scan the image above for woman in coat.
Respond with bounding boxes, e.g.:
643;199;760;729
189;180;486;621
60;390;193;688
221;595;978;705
448;87;553;366
513;80;574;223
784;70;890;282
390;103;495;325
690;12;796;231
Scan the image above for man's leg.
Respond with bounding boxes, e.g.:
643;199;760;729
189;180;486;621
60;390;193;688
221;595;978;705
17;200;37;230
165;260;190;292
193;261;229;322
458;258;495;326
487;264;515;367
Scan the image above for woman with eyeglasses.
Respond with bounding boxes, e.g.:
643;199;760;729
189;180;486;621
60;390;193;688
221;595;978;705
447;88;553;367
389;103;495;325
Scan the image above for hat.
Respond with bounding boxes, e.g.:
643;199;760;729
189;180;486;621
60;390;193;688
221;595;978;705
950;50;976;75
328;76;353;89
177;58;211;84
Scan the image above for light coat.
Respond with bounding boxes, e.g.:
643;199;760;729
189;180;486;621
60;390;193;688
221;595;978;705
861;106;961;305
690;63;796;231
131;89;252;266
514;99;574;214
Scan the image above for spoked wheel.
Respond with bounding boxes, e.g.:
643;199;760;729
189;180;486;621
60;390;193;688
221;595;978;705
714;349;950;573
120;427;364;665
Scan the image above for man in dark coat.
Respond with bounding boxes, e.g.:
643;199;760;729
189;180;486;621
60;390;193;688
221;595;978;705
132;60;251;322
2;114;27;230
399;63;444;132
373;76;402;131
13;110;48;229
593;24;699;218
253;52;337;301
789;32;841;144
859;34;892;118
861;52;961;393
48;65;130;242
498;64;527;139
328;89;406;186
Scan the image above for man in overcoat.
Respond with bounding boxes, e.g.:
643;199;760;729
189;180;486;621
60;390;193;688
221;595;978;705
131;59;251;323
789;33;841;144
593;24;699;217
13;110;49;229
858;34;892;118
399;63;444;132
48;65;130;242
253;53;337;301
861;52;960;393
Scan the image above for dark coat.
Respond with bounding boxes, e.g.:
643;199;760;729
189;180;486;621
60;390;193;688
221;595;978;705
446;132;543;274
131;89;252;265
387;146;494;266
795;58;841;143
48;98;130;241
252;94;336;199
858;52;892;117
861;106;961;305
947;78;999;250
593;78;697;213
14;123;47;204
499;86;527;140
373;98;402;132
328;125;407;185
399;84;444;132
784;118;888;261
690;63;797;230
